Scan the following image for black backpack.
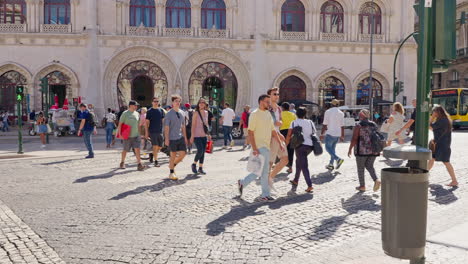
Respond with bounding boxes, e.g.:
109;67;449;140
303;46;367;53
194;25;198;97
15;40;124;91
186;110;193;128
370;124;386;153
86;112;98;127
290;121;305;149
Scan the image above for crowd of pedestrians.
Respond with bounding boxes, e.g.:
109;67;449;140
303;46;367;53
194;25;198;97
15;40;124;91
27;85;458;198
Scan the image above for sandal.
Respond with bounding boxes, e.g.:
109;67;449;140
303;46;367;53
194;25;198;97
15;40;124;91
447;182;459;187
305;187;314;193
289;180;298;186
355;186;366;192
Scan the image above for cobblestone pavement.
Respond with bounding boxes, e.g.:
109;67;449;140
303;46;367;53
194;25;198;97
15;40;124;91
0;200;65;264
0;131;467;264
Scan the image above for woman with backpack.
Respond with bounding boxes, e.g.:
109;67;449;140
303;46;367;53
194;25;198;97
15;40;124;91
348;109;381;192
190;98;211;175
285;107;315;193
428;105;458;187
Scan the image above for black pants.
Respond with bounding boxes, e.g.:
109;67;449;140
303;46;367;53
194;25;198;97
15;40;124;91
194;137;207;164
293;144;313;187
280;129;294;167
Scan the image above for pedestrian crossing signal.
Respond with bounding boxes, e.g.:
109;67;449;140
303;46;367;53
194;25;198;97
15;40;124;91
16;85;24;101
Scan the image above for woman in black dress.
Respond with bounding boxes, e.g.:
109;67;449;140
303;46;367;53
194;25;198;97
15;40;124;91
428;105;458;187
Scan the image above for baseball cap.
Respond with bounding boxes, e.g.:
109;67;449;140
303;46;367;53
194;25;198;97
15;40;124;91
331;99;340;106
129;100;140;106
184;103;191;108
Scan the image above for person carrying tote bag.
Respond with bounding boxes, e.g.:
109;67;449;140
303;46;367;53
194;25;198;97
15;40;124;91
285;107;315;193
190;98;211;175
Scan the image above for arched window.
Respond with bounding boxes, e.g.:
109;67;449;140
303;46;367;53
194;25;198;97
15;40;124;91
356;77;382;105
359;2;381;34
201;0;226;30
0;0;26;24
281;0;305;32
166;0;191;28
318;76;345;106
320;0;344;33
279;76;306;102
130;0;155;27
44;0;70;25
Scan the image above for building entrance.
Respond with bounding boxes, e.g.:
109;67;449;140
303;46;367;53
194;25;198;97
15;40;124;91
132;75;154;107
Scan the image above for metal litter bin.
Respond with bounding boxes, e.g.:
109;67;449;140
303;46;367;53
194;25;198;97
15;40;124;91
381;145;432;260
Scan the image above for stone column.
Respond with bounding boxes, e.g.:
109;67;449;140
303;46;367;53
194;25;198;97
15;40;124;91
123;0;130;33
192;4;200;36
38;0;43;30
116;1;122;34
82;0;104;117
71;0;80;32
157;1;164;35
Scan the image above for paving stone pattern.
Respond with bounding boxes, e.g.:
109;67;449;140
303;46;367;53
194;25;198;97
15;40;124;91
0;132;467;263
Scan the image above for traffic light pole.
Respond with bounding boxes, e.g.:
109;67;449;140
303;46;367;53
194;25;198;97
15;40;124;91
393;32;417;102
17;100;23;154
415;2;434;150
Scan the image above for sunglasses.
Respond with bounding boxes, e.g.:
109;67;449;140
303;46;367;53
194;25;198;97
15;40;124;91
273;93;280;96
153;100;159;103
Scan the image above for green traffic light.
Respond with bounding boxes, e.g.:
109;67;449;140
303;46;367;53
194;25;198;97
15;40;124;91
17;94;23;101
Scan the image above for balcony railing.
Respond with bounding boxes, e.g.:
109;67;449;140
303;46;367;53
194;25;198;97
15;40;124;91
0;23;27;33
319;32;345;42
280;31;308;41
447;80;460;88
162;27;194;37
126;25;157;36
40;24;72;33
359;33;384;43
199;28;230;39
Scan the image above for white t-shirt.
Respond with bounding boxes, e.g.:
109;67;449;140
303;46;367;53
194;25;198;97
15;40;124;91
105;112;116;123
290;119;316;147
221;108;236;126
323;107;345;137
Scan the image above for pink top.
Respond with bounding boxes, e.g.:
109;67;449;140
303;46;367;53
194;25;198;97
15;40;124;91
192;110;208;138
139;113;146;127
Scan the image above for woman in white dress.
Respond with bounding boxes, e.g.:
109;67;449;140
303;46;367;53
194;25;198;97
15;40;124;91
385;102;406;146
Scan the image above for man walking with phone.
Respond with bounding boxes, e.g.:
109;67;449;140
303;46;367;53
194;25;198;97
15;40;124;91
77;104;97;159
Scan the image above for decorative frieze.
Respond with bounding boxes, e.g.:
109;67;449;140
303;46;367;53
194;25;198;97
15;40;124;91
199;28;230;39
126;24;157;36
163;27;194;38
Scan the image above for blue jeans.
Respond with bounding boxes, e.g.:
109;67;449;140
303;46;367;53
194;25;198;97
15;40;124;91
83;130;94;156
2;121;8;132
325;134;341;165
105;122;114;145
240;147;271;198
223;126;233;146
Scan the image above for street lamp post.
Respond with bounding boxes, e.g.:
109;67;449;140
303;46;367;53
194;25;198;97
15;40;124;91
393;32;417;102
368;0;375;119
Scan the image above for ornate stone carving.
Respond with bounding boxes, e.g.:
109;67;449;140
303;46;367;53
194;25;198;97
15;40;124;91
0;63;33;85
163;27;194;38
199;28;230;39
40;24;72;33
32;63;80;110
127;24;157;36
102;46;178;108
273;68;314;101
179;47;251;112
359;34;384;43
353;70;391;101
280;31;307;41
319;32;346;42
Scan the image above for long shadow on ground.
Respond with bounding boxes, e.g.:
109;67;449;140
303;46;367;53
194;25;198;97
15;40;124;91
74;168;136;183
206;193;313;236
429;184;458;205
308;192;381;241
109;174;201;200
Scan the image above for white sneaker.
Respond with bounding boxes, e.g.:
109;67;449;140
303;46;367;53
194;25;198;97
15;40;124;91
169;173;178;181
222;146;227;150
230;141;235;147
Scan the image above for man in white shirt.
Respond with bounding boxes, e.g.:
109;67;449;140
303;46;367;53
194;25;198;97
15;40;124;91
220;103;236;149
320;99;345;171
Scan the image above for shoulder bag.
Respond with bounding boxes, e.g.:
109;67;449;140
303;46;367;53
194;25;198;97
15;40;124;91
310;120;323;156
197;109;209;135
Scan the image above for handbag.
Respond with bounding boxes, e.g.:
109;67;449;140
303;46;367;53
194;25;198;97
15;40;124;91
46;124;52;134
380;120;390;133
247;151;265;176
197;109;209;135
116;123;131;140
310;120;323;156
429;139;436;153
206;140;213;154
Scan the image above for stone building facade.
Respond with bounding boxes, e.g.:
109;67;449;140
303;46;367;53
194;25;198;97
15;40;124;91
433;0;468;90
0;0;417;116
